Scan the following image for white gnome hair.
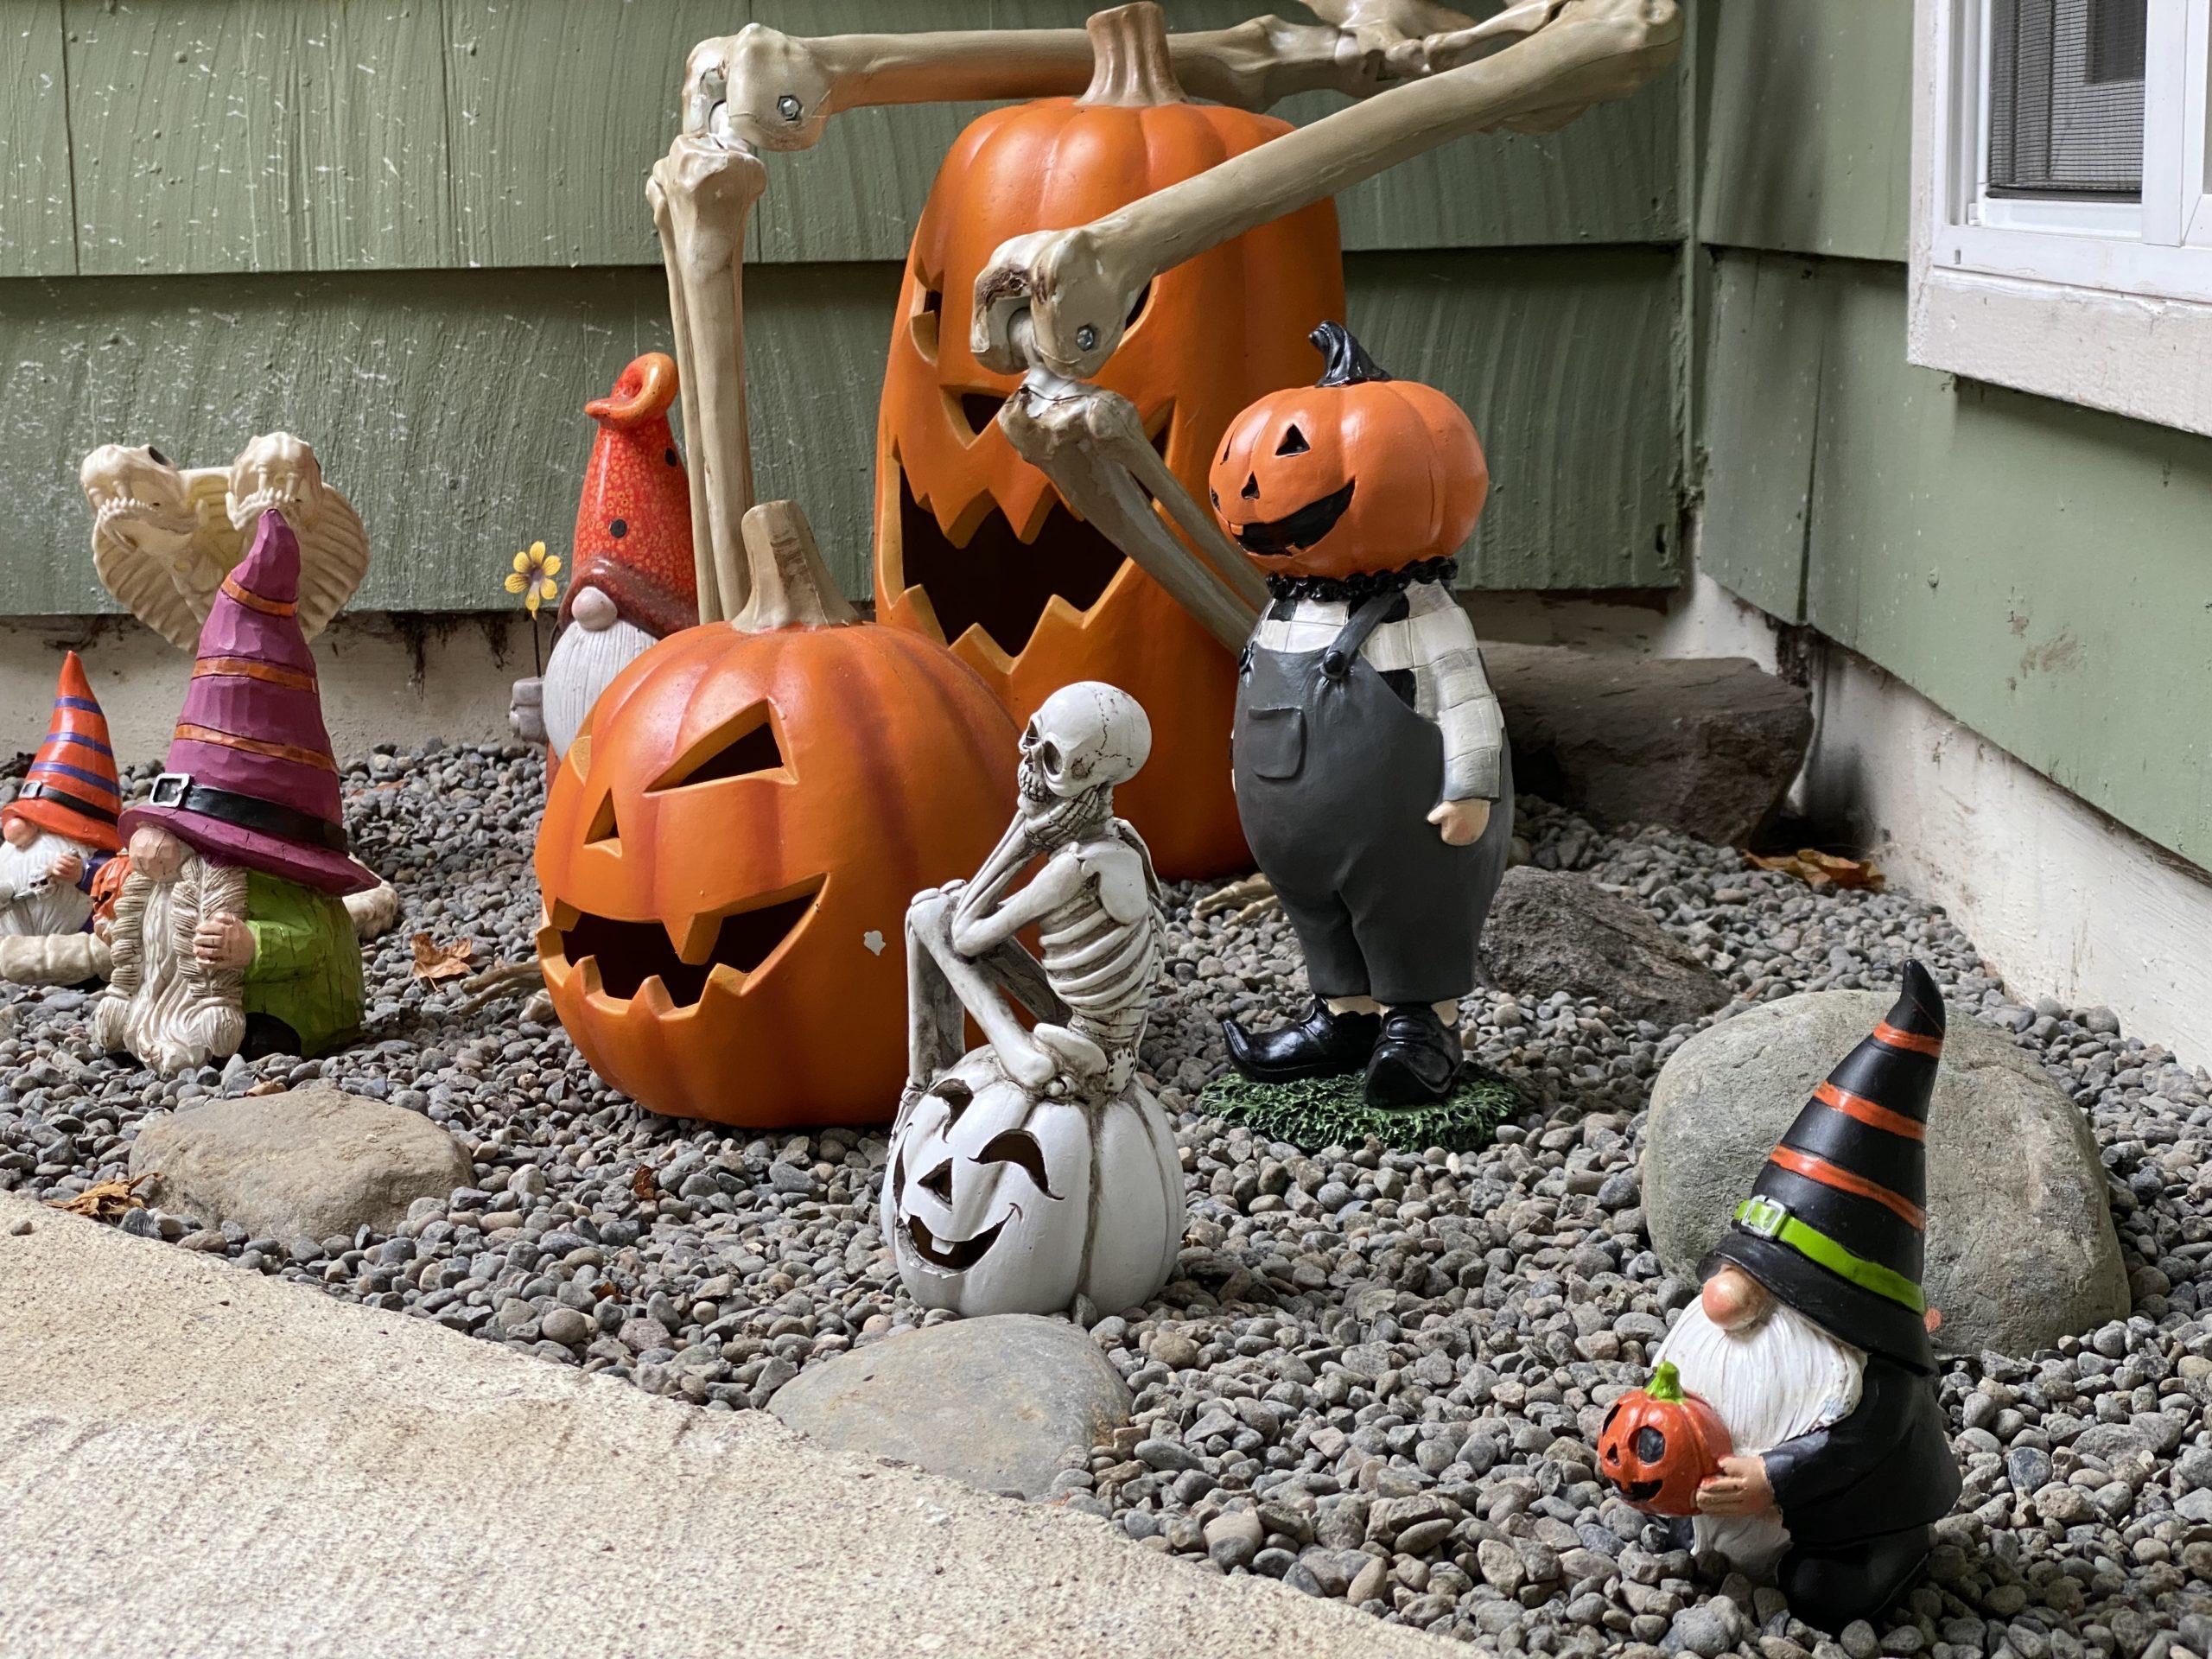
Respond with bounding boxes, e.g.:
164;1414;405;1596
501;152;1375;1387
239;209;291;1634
0;827;95;937
1656;1293;1865;1460
543;613;657;759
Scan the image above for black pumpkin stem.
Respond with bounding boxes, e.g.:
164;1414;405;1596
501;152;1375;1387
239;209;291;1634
1311;321;1391;387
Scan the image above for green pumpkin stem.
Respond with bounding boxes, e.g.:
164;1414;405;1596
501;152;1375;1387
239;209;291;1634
1310;321;1392;387
1646;1360;1685;1404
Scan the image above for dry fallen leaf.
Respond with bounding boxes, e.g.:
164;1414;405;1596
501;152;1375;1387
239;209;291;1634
1746;848;1886;893
52;1173;151;1222
632;1164;663;1202
410;931;477;983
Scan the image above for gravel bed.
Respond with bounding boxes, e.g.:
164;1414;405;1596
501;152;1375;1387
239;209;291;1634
5;741;2211;1659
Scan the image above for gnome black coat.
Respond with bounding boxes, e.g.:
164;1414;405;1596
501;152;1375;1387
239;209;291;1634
1761;1351;1961;1549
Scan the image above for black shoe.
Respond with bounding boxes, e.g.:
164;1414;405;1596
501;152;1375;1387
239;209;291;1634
1223;997;1381;1084
1365;1004;1461;1105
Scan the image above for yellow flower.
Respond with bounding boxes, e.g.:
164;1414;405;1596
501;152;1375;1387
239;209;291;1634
504;541;563;617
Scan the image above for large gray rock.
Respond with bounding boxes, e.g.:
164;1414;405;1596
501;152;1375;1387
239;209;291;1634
128;1085;472;1243
1486;645;1812;846
1643;992;2127;1358
771;1314;1130;1499
1481;867;1730;1028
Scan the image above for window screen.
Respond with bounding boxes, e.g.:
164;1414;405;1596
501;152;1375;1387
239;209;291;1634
1987;0;2147;198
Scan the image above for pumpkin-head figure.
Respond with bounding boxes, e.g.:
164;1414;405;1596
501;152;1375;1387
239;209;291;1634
535;501;1017;1128
1595;1360;1734;1516
884;1048;1184;1319
1209;321;1489;583
874;1;1345;880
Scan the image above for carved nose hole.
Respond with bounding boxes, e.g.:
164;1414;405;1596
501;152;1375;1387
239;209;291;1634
1241;472;1260;500
1274;424;1309;456
921;1160;954;1204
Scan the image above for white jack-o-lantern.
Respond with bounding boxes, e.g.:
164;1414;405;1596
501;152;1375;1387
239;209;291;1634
885;1048;1184;1318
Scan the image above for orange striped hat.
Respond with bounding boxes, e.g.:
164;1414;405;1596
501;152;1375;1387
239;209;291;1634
1711;961;1948;1370
5;651;123;853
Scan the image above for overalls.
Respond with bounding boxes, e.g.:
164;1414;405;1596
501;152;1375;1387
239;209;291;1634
1232;589;1513;1008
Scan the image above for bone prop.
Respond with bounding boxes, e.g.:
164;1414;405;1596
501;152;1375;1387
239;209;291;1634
649;135;767;624
997;359;1266;652
973;0;1683;384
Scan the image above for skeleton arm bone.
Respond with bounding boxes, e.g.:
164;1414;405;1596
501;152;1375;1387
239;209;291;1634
950;842;1086;959
972;0;1682;384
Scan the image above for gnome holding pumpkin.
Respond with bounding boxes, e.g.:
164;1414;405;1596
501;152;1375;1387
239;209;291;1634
514;353;700;760
1209;321;1512;1105
94;510;377;1072
1617;962;1963;1631
1;652;124;938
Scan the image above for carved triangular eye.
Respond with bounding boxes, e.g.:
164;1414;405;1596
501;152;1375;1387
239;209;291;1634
1274;424;1310;456
649;705;787;793
585;791;620;849
975;1128;1058;1198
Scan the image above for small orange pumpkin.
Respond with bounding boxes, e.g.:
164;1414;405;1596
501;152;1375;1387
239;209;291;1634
1595;1361;1735;1516
535;501;1017;1128
874;1;1345;880
1209;321;1489;583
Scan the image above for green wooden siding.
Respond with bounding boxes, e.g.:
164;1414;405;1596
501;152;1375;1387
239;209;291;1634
1699;252;2212;871
1;1;74;279
0;245;1675;614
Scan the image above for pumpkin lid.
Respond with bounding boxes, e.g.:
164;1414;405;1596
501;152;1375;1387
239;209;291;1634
730;500;859;631
1077;2;1187;109
1311;321;1393;387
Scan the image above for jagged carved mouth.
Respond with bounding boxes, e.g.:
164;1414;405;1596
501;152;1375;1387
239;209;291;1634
549;881;822;1007
1616;1478;1663;1505
1226;480;1357;558
888;419;1173;660
904;1211;1011;1270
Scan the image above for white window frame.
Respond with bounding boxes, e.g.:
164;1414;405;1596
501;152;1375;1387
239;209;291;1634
1912;0;2212;435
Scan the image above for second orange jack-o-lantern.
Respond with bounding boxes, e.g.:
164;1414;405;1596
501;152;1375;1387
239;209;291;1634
873;2;1345;880
1595;1361;1734;1516
1210;321;1489;583
536;502;1017;1128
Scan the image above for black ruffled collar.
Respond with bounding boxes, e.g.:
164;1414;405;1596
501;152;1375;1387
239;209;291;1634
1264;556;1458;606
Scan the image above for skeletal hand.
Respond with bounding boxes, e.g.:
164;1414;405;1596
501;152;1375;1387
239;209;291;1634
1694;1455;1774;1517
193;913;256;972
1428;798;1493;846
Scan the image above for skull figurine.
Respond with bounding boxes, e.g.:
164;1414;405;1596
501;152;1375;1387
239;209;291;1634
1017;680;1154;806
227;430;326;533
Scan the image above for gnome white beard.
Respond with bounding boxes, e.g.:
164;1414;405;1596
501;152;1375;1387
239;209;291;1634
0;830;95;937
1656;1295;1866;1576
92;852;249;1073
543;615;656;759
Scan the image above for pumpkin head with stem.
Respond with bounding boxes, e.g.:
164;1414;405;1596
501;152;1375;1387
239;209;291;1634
1595;1360;1735;1516
1209;321;1489;583
874;0;1345;880
535;499;1018;1128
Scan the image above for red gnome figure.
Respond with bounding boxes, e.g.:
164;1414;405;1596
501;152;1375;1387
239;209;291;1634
515;352;700;761
1;651;124;938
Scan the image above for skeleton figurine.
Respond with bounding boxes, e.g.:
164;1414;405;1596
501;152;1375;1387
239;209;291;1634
886;683;1184;1319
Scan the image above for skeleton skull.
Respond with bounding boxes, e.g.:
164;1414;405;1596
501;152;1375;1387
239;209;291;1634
227;430;325;533
79;445;196;559
1017;680;1154;804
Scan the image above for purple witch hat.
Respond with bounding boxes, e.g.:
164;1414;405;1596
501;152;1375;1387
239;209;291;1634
118;510;376;896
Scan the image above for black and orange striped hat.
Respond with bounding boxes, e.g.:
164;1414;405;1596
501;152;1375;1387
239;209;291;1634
1711;961;1946;1371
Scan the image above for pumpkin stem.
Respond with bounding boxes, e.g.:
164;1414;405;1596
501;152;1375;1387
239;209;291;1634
1646;1360;1686;1404
1311;321;1393;387
730;500;859;630
1077;3;1188;108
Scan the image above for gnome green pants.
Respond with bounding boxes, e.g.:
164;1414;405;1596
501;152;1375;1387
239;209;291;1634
242;871;364;1058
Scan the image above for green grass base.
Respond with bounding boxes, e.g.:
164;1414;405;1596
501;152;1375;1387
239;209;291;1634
1197;1065;1519;1155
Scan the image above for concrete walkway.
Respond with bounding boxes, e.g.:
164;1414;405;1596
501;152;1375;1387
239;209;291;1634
0;1195;1450;1658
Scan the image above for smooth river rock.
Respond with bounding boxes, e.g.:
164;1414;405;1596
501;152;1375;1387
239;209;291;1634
1643;990;2127;1358
1481;867;1730;1028
128;1084;473;1243
771;1314;1131;1500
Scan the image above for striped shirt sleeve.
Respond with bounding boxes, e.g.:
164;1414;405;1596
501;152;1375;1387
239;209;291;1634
1402;583;1504;802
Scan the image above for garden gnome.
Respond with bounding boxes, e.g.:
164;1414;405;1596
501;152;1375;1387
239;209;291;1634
1648;961;1961;1631
1209;323;1512;1104
95;510;375;1072
887;682;1183;1318
518;353;700;759
0;652;122;937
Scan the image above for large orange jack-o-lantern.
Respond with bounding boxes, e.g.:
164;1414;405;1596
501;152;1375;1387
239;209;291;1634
536;501;1017;1129
1595;1361;1734;1516
873;2;1345;881
1210;321;1490;584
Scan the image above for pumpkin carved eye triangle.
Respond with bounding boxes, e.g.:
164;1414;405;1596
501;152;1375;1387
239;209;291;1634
650;704;789;792
1274;423;1310;456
